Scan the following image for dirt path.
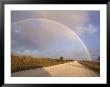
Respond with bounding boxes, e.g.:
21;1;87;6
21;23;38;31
11;61;99;77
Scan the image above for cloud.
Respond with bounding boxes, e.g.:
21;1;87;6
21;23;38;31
11;10;90;35
12;11;99;36
11;18;90;59
11;10;99;60
75;24;97;35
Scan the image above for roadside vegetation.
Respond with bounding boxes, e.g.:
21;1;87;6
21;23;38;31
79;61;100;75
11;54;73;73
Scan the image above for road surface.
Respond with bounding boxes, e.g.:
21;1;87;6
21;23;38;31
11;61;99;77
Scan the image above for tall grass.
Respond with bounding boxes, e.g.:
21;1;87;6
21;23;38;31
11;54;71;73
79;61;100;74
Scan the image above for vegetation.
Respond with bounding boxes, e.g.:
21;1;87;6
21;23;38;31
11;54;72;73
60;57;63;61
97;57;100;63
80;61;100;75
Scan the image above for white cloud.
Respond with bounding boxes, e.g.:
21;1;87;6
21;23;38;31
75;24;97;35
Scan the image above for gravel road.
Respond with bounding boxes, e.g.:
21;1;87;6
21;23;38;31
11;61;99;77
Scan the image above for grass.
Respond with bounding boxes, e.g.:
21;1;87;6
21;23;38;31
11;54;72;73
79;61;100;74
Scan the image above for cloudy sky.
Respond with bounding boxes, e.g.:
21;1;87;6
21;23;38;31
11;10;100;61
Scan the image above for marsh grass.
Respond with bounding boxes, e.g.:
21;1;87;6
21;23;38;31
79;61;100;74
11;54;72;73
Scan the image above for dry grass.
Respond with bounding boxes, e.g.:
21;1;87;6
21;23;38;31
79;61;100;74
11;54;72;73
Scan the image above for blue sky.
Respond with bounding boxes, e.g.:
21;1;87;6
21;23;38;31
11;11;100;61
79;12;100;51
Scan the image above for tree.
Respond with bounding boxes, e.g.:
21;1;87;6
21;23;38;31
97;57;100;63
60;57;63;61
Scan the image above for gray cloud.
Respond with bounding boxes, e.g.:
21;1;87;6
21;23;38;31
11;18;90;60
11;10;89;35
11;10;100;60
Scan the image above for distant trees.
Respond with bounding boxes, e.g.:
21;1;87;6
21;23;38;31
60;57;63;61
97;57;100;63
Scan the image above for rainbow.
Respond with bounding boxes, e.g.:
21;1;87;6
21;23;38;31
12;18;91;60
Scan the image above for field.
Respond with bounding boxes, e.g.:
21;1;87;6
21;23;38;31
11;59;100;77
11;54;100;76
11;54;72;73
79;61;100;74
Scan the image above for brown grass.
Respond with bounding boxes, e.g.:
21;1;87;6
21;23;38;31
11;54;72;73
79;61;100;74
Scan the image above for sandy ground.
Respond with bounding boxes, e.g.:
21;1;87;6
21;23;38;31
11;61;99;77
